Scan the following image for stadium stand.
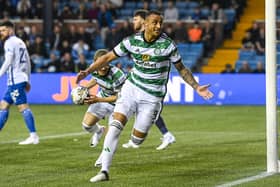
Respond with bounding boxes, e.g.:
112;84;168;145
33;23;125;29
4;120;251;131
202;0;265;73
0;0;248;73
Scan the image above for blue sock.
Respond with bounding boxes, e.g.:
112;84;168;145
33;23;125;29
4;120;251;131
0;109;9;130
155;115;168;135
21;108;36;133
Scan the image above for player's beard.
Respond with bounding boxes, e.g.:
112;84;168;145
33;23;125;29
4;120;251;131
134;25;141;32
0;34;8;42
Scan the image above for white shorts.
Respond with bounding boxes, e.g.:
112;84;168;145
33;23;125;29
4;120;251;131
114;80;162;133
87;101;115;124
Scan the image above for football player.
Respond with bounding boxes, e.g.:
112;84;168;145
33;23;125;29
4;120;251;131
0;21;39;145
76;10;213;182
122;9;176;150
80;49;128;148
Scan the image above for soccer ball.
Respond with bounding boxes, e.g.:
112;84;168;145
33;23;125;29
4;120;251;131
71;86;89;105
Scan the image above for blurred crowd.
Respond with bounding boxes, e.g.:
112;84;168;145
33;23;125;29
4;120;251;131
0;0;247;20
221;21;266;74
0;0;249;73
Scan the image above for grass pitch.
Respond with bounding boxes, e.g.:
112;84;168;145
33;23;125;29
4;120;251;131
0;105;279;187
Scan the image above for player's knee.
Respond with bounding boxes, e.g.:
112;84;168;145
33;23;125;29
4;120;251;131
18;104;29;113
0;100;10;110
113;112;127;125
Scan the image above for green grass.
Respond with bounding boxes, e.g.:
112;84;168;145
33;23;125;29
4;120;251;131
0;105;280;187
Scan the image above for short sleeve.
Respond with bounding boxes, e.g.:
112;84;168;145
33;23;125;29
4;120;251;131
170;46;182;64
4;41;14;57
113;37;130;57
112;67;127;89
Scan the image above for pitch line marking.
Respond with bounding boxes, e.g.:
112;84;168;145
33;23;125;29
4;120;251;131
215;172;277;187
0;131;88;144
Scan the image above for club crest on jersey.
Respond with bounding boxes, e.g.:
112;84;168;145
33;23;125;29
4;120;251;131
154;48;161;55
142;54;150;61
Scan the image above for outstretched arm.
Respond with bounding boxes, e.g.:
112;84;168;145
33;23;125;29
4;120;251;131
174;61;213;100
84;95;117;104
76;51;118;83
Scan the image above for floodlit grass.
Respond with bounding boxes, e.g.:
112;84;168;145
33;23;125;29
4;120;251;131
0;105;280;187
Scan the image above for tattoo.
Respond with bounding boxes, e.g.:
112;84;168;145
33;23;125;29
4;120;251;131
179;68;199;90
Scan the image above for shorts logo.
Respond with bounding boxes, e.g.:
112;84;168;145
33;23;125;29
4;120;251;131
142;54;150;61
11;89;19;102
104;147;111;152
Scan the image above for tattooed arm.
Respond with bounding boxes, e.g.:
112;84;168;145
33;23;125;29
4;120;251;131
174;61;199;90
174;61;214;100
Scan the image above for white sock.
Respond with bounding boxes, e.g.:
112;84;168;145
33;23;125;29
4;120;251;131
101;120;123;173
163;131;169;137
30;132;38;137
82;123;100;134
96;152;103;164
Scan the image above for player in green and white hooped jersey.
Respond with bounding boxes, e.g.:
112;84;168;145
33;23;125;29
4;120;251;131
81;49;127;148
122;9;176;150
76;10;213;183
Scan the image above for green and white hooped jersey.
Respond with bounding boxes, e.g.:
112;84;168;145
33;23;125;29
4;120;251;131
113;32;181;98
91;65;127;99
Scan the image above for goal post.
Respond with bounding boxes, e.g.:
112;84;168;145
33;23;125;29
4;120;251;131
265;0;279;173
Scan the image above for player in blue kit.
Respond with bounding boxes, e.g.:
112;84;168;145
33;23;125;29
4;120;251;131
0;21;39;145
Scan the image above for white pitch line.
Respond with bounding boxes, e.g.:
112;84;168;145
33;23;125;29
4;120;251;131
215;172;277;187
0;131;88;144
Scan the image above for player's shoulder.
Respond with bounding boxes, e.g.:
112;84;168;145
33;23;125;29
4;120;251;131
159;32;176;47
134;32;142;37
91;71;98;76
8;35;23;42
110;65;124;74
121;33;141;48
5;36;24;47
109;64;117;70
123;33;138;41
160;32;172;41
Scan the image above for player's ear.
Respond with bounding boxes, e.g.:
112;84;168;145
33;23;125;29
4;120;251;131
8;28;14;35
144;19;148;28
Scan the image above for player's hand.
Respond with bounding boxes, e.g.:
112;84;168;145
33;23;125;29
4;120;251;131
25;82;31;92
76;70;89;84
84;95;99;104
196;84;213;100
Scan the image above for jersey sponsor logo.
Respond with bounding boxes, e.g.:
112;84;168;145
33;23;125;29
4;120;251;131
142;54;150;61
136;60;156;68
